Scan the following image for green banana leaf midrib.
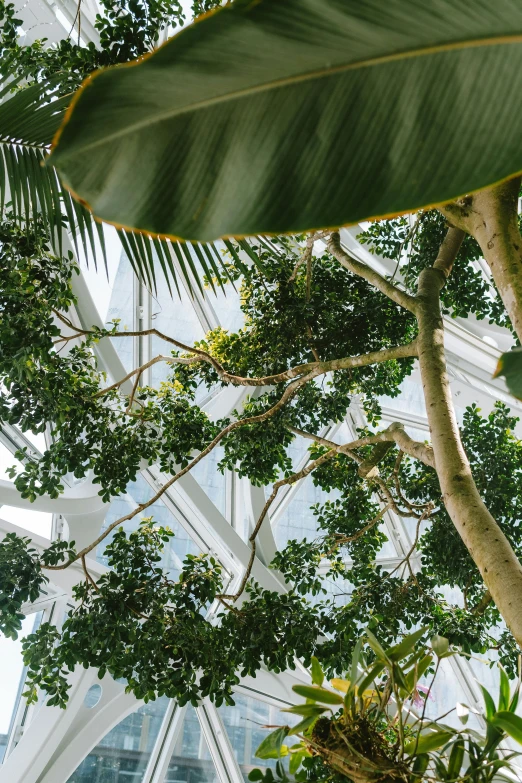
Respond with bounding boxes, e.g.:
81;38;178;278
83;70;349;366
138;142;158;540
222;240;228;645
52;32;522;161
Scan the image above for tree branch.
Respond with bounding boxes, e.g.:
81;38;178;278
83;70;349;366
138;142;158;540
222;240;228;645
96;338;417;393
439;176;522;342
324;504;392;557
95;355;196;398
289;423;434;469
473;589;493;615
56;306;417;393
327;231;418;313
45;370;317;571
432;227;465;280
219;445;341;601
416;226;522;647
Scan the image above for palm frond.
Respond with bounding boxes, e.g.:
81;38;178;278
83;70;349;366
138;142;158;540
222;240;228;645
0;65;254;298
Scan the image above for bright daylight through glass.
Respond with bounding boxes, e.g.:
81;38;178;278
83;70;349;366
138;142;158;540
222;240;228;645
2;2;522;783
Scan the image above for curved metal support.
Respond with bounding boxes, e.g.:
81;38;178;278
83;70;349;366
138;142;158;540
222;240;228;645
0;668;137;783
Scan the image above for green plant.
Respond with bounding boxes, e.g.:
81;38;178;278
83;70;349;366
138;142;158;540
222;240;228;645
4;7;522;768
0;0;234;292
49;0;522;244
252;629;522;783
2;214;522;714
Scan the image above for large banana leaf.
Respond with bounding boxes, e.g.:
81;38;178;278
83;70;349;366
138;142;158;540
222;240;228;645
49;0;522;242
0;68;242;295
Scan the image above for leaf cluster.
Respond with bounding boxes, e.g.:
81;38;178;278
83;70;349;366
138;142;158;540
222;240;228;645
358;211;510;328
1;0;185;93
252;630;522;783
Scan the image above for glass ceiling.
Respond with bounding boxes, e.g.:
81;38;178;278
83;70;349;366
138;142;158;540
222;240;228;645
1;223;518;782
2;2;522;781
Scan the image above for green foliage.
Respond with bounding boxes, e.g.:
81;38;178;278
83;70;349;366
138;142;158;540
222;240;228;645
0;533;47;639
358;210;510;328
49;0;522;242
0;1;233;291
252;631;522;783
0;533;76;642
0;153;521;777
0;0;185;92
14;519;329;707
176;237;416;484
0;218;222;501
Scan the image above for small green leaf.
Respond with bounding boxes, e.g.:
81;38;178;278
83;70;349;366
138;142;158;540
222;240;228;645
499;665;510;711
248;770;264;781
311;656;324;687
494;348;522;401
282;704;327;717
447;738;465;779
405;730;454;756
292;685;343;705
405;654;433;692
289;748;308;774
391;662;410;694
357;662;386;695
480;684;497;721
492;711;522;744
349;637;364;687
431;635;450;658
386;627;428;662
288;715;317;736
366;628;389;661
255;727;290;759
411;753;429;779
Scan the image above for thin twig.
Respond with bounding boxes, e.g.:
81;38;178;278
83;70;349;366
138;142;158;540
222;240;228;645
81;555;100;593
53;309;418;390
45;371;317;572
385;504;434;583
95;355;193;398
324;503;392;557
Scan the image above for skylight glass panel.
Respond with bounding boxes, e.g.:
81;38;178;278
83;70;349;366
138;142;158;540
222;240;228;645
67;697;170;783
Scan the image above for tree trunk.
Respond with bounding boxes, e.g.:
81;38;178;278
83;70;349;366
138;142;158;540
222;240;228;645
416;250;522;648
440;176;522;343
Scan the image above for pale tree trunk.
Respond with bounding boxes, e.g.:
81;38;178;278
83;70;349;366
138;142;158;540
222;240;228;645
440;176;522;343
416;227;522;647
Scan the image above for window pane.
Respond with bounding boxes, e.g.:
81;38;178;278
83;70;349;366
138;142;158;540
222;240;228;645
219;693;298;781
96;475;200;580
0;613;42;762
106;253;135;372
164;705;218;783
67;697;169;783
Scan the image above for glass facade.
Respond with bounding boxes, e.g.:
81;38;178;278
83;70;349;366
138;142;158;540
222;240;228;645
0;613;42;763
164;707;218;783
219;693;298;782
68;699;170;783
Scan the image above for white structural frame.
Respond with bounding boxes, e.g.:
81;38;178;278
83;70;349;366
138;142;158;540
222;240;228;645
0;222;514;780
1;2;520;779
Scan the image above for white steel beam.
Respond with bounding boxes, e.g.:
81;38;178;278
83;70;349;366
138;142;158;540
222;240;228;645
144;703;187;783
196;700;244;783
